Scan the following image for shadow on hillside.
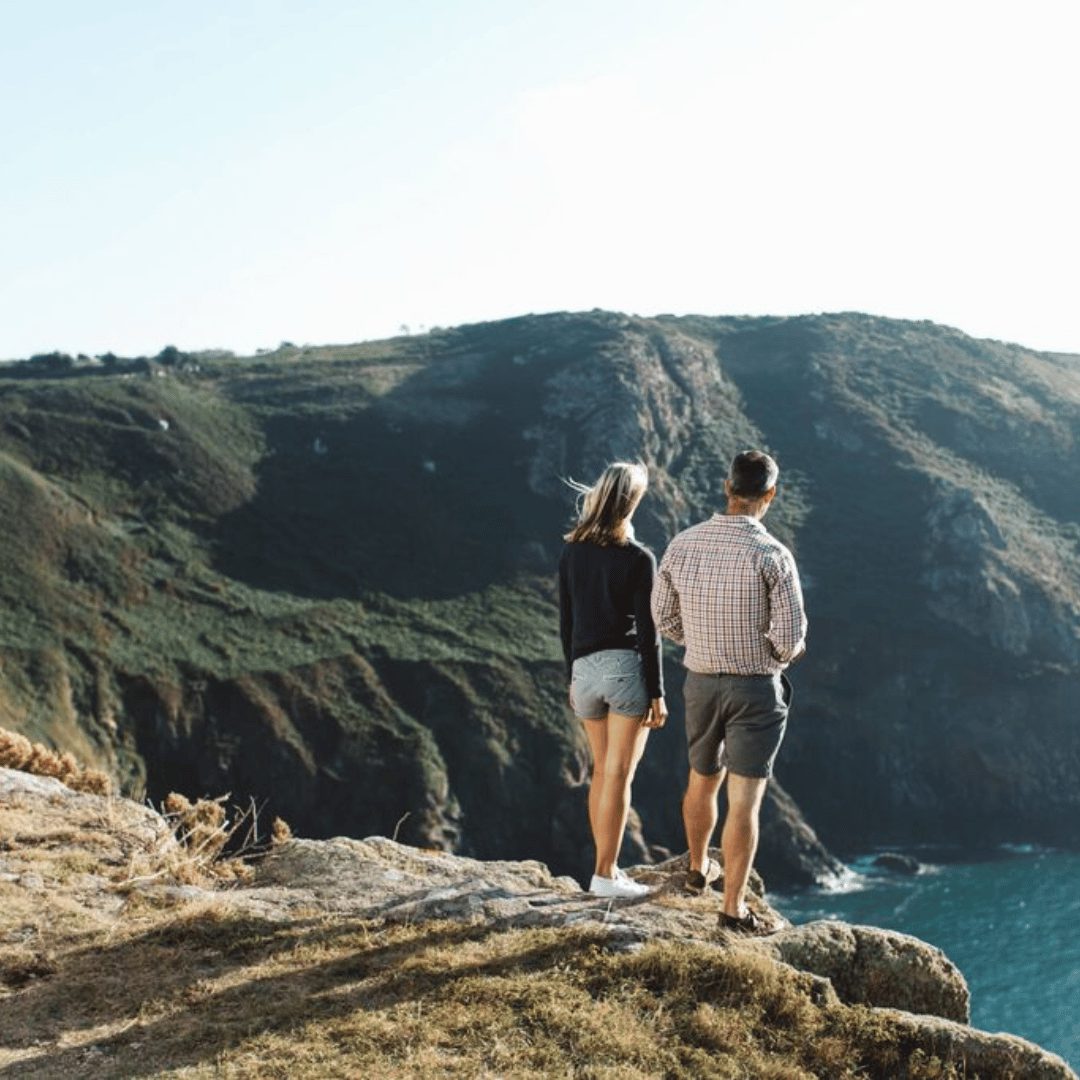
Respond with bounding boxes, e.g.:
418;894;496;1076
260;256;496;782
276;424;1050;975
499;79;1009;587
206;334;586;601
0;916;586;1078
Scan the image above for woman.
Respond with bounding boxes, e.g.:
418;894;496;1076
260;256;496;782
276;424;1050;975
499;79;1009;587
558;461;667;898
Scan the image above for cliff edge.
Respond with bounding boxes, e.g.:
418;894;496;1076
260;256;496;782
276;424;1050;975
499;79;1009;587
0;767;1073;1079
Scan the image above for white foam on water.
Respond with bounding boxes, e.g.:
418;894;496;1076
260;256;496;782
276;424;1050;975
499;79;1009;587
816;865;866;895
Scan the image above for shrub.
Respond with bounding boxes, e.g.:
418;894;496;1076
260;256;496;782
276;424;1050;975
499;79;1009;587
28;351;75;372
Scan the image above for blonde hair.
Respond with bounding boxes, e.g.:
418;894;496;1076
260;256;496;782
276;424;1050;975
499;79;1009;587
563;461;648;546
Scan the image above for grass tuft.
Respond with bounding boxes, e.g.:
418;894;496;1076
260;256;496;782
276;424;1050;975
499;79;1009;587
0;725;110;795
154;793;256;885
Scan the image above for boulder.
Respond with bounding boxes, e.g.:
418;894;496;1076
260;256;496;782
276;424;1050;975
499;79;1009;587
766;918;969;1023
759;780;850;888
873;851;924;875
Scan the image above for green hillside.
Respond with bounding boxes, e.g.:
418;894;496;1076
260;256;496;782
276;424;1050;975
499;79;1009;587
2;311;1078;878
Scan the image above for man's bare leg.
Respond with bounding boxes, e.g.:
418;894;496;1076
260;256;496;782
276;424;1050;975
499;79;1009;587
720;773;768;917
682;767;726;873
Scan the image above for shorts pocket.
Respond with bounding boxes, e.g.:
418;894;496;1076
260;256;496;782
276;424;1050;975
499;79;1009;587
780;673;793;708
572;654;598;677
607;651;642;677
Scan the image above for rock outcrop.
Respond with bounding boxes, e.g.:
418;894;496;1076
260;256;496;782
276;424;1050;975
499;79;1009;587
759;779;848;887
248;836;970;1025
1;767;1074;1079
873;851;924;875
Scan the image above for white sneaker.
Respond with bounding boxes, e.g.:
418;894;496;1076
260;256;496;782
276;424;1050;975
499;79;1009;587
590;872;650;898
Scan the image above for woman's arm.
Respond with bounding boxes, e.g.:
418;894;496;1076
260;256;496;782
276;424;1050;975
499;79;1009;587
633;550;664;701
558;548;574;681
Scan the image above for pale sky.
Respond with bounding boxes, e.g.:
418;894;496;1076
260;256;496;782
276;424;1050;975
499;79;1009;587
2;0;1079;359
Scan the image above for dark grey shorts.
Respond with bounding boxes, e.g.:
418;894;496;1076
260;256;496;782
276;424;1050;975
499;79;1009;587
570;649;650;720
683;671;792;778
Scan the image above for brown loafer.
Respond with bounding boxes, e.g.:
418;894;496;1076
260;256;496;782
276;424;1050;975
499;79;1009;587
685;857;722;895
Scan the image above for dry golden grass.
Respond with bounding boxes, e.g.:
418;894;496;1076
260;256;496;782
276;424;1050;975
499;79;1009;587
0;768;976;1079
0;725;110;795
1;724;275;888
0;902;972;1080
157;792;255;885
0;731;994;1078
156;793;292;885
271;815;293;844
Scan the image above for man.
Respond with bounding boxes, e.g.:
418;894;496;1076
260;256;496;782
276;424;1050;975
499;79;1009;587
652;450;807;934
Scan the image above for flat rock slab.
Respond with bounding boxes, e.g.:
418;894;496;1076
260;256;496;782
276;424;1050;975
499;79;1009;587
245;836;973;1021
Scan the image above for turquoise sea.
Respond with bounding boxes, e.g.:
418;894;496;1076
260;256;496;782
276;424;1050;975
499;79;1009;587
772;848;1080;1069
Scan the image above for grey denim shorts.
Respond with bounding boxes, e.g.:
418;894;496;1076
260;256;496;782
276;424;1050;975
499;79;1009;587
684;671;793;778
570;649;650;720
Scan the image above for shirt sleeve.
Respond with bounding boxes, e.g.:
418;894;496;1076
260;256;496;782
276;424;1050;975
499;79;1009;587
633;550;664;699
763;547;807;664
558;547;574;681
651;544;685;646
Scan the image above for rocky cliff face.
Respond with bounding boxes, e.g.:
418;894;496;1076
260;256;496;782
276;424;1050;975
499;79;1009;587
0;311;1078;882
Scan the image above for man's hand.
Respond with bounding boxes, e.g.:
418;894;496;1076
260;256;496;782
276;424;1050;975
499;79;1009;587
643;697;668;729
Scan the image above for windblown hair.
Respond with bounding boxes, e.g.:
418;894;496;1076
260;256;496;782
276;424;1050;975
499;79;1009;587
564;461;648;546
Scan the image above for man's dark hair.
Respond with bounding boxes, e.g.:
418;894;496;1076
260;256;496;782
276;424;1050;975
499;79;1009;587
728;450;779;498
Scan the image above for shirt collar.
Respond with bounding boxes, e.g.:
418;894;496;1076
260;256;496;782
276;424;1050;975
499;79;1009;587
711;512;768;533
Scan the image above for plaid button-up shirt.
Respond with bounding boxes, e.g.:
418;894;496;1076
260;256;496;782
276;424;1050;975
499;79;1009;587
651;514;807;675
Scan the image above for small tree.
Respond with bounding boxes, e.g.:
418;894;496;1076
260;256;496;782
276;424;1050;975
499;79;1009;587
156;345;183;366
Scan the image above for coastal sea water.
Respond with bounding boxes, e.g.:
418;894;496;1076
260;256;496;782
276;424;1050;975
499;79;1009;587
772;847;1080;1068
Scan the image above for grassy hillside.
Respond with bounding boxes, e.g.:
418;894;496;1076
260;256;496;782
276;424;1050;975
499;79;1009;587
1;310;1078;876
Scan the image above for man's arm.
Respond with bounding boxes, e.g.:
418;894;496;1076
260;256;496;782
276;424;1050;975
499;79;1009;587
651;546;685;645
764;549;807;664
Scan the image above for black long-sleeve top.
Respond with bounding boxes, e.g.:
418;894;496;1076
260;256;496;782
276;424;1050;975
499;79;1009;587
558;539;664;699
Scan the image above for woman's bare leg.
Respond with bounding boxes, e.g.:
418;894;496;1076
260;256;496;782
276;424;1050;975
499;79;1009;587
593;711;649;879
580;717;608;854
